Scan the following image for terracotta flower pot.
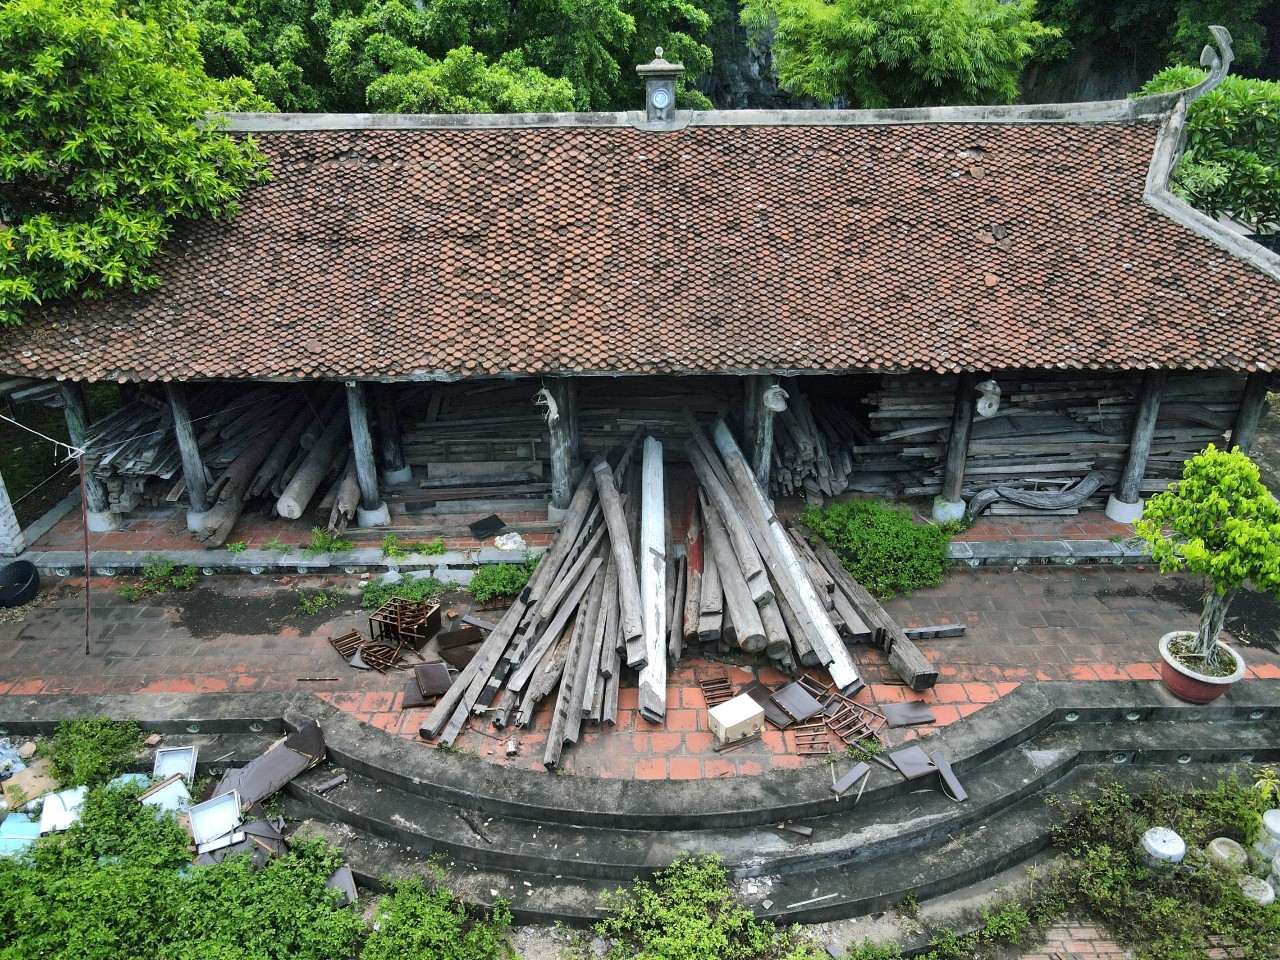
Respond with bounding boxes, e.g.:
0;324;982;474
1158;631;1246;704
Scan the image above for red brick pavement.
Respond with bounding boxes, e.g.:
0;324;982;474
1015;920;1130;959
1;567;1278;778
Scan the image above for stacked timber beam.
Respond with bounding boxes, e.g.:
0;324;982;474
420;434;657;768
420;418;892;770
397;381;551;514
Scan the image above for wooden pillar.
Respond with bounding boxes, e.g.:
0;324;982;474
545;378;579;513
935;373;978;520
345;381;390;525
372;384;411;484
165;383;210;516
0;469;25;556
750;376;786;486
1106;370;1164;522
1229;373;1269;454
58;383;114;525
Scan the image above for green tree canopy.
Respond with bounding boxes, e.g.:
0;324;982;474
741;0;1058;108
365;46;577;113
0;0;270;326
1139;67;1280;233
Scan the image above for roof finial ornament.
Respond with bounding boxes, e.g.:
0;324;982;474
1184;25;1234;103
636;48;684;125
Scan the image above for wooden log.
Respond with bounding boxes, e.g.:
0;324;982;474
700;490;766;653
564;571;606;742
710;419;862;690
521;461;600;607
668;554;687;662
940;373;978;505
372;384;408;478
345;381;383;512
800;527;938;691
507;558;602;693
598;555;621;675
535;524;607;627
697;537;723;643
251;404;312;498
582;555;614;712
545;571;605;767
683;501;704;643
277;405;349;520
542;378;579;511
300;392;343;449
1115;371;1165;504
327;454;360;534
516;622;573;728
1230;372;1270;453
195;421;285;546
759;597;790;658
421;593;527;743
686;442;772;605
592;459;644;657
59;383;112;514
165;384;210;513
751;376;784;486
637;436;667;722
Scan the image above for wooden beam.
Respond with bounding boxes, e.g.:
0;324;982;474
58;383;111;516
0;470;24;556
1116;371;1165;504
592;458;644;656
344;381;382;512
544;378;579;511
1229;372;1270;454
637;436;667;722
940;373;978;505
750;375;784;486
371;384;410;482
700;490;766;653
164;384;210;513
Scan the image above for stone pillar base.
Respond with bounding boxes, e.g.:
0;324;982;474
547;504;569;522
87;510;120;533
185;510;209;534
357;502;392;527
1105;494;1144;524
382;465;413;485
932;499;966;524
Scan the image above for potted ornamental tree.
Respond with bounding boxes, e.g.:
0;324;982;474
1135;445;1280;703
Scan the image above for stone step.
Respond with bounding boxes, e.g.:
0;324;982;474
284;719;1275;890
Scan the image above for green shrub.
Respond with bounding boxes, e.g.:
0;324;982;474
595;855;780;960
0;785;362;960
302;527;354;557
360;575;446;610
43;717;143;788
362;873;512;960
298;590;340;615
801;500;952;600
226;541;247;553
468;560;537;604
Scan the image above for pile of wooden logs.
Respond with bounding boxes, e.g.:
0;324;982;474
768;383;852;500
420;418;887;770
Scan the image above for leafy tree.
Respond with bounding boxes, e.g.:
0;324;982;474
325;0;713;113
741;0;1058;108
1034;0;1268;72
1135;445;1280;670
1139;67;1280;234
0;0;271;326
193;0;362;111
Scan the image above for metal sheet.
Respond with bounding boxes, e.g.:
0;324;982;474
139;774;191;813
881;702;937;728
38;787;87;834
325;864;358;907
414;662;453;697
215;720;324;808
0;812;40;857
887;745;936;780
771;682;825;724
154;746;198;781
188;791;242;845
740;681;793;728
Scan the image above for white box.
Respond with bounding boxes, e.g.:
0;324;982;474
708;694;765;744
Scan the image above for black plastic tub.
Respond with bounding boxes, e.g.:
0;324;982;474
0;560;39;608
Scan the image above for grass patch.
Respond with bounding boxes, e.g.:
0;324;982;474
298;589;341;615
801;499;954;600
468;559;538;604
381;533;446;559
360;575;446;610
302;527;354;557
116;555;198;602
41;717;143;788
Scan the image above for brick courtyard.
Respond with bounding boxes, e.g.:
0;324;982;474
2;564;1277;778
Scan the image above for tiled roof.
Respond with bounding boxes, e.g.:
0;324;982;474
2;117;1278;382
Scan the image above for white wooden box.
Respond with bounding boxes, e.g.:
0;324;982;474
708;694;765;744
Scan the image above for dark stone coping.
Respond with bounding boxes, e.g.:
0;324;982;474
3;681;1276;831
